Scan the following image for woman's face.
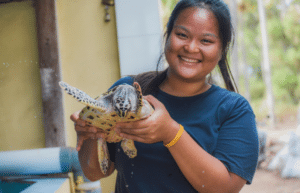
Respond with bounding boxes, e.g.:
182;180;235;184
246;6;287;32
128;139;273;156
165;7;222;82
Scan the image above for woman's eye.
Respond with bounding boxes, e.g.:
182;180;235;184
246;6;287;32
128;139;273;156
202;39;212;43
176;33;187;38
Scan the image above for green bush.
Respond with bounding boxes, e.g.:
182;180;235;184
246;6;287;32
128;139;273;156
250;79;265;100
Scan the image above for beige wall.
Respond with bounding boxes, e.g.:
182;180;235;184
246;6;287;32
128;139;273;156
0;0;45;151
56;1;119;192
0;0;119;192
56;0;120;149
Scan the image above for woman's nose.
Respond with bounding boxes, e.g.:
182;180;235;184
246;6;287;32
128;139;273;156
184;40;200;53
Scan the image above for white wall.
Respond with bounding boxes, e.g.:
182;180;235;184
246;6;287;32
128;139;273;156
115;0;163;76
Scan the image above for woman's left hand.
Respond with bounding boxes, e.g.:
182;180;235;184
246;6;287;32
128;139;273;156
115;95;179;144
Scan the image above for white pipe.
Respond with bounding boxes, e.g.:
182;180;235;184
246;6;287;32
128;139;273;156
0;147;62;175
0;147;101;193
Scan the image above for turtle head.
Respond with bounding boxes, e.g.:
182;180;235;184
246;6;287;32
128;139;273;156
114;96;131;118
112;85;137;118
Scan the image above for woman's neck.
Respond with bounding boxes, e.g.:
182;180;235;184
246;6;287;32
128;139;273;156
159;74;211;97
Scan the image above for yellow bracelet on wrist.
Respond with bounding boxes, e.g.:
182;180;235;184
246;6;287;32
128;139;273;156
164;124;184;148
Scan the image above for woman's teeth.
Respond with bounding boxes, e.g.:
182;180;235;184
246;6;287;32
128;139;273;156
179;56;200;63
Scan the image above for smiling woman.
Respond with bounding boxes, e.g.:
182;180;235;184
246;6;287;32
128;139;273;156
71;0;259;192
163;7;222;95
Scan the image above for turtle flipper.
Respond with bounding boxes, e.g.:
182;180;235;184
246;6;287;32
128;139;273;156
97;138;110;175
59;81;107;112
133;82;144;116
121;138;137;158
133;82;143;106
133;82;154;119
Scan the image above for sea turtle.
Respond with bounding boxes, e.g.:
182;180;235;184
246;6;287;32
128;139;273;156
59;81;154;174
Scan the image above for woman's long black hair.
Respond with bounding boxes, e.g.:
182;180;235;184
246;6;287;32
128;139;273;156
134;0;237;95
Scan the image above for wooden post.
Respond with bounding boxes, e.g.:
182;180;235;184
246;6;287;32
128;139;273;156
35;0;66;147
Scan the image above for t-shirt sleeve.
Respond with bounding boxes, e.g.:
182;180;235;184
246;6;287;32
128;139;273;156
213;96;259;184
107;76;134;163
109;76;134;89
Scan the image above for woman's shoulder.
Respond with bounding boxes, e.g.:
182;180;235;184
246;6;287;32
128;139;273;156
212;85;253;113
110;71;159;89
109;76;135;89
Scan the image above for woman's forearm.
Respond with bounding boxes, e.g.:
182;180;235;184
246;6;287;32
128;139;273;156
78;139;115;181
167;125;246;192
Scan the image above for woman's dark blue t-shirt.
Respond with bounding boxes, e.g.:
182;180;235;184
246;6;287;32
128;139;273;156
107;77;259;193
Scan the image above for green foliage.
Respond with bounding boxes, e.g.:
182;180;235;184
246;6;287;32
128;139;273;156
273;67;297;89
161;0;179;29
296;76;300;101
249;78;265;100
282;6;300;46
273;67;299;104
234;0;300;122
239;0;258;14
270;47;284;67
285;47;300;73
267;18;284;41
273;83;290;102
161;0;178;9
238;0;300;120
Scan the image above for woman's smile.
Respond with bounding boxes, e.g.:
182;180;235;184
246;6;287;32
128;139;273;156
178;55;201;63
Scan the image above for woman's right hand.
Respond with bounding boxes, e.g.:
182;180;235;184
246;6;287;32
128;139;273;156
70;110;104;151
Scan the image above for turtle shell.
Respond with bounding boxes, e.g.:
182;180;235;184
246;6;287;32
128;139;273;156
59;81;154;143
79;107;141;142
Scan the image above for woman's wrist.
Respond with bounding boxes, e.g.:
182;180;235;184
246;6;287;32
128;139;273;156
163;120;181;146
164;124;184;148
